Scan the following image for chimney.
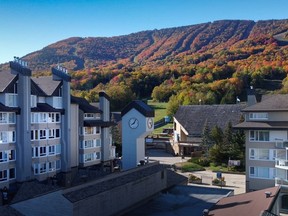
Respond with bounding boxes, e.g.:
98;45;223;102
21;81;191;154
247;86;257;106
99;91;110;121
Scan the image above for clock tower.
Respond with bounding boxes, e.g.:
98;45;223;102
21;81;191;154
121;100;154;170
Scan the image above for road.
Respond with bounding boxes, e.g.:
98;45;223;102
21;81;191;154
147;149;246;194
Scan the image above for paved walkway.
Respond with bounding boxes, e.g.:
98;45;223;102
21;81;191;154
147;149;246;195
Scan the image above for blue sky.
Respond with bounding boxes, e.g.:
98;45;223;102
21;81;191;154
0;0;288;64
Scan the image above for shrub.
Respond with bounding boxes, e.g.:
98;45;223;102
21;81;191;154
188;174;202;183
174;162;205;172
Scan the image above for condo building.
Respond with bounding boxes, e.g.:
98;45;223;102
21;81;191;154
0;58;115;188
235;92;288;191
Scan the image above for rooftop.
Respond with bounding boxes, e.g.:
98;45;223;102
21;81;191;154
208;186;279;216
174;103;246;136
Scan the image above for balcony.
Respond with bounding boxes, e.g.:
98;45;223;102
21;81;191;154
275;177;288;186
275;141;288;149
275;159;288;170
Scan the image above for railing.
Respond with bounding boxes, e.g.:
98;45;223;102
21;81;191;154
275;177;288;186
275;159;288;168
275;141;288;148
6;94;17;107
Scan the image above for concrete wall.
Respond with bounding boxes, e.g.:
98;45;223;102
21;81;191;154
72;168;166;216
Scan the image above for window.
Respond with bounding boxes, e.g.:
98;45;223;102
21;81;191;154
84;127;93;135
0;170;8;181
40;163;46;173
0;151;7;163
56;144;61;154
249;130;269;141
48;146;55;155
0;131;16;144
95;152;101;160
84;113;96;119
249;166;275;179
48;113;61;123
7;94;17;107
249;113;268;120
84;153;93;162
8;150;16;161
9;168;15;179
31;95;37;108
56;160;61;170
96;139;101;147
49;129;60;139
250;167;255;176
32;147;38;158
39;113;47;123
83;140;94;149
48;161;56;172
0;113;7;123
39;147;46;157
39;130;46;140
96;126;100;134
249;148;275;161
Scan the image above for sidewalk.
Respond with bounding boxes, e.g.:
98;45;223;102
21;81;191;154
147;149;246;195
182;170;245;195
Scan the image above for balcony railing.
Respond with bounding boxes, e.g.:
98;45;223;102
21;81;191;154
275;159;288;169
275;177;288;186
275;141;288;148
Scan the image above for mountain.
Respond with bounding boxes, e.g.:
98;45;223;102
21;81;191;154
11;19;288;73
1;19;288;105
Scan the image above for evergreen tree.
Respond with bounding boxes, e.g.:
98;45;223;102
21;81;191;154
201;119;212;155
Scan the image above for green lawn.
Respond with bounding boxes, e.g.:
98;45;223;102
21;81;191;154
148;101;168;122
147;101;172;135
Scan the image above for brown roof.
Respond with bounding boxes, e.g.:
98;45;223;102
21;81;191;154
31;77;61;96
208;186;279;216
234;121;288;130
174;103;247;136
0;70;17;92
243;94;288;112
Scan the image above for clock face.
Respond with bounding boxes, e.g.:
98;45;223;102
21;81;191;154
147;118;153;129
129;117;139;129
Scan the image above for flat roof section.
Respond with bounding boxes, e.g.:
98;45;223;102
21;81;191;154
125;185;232;216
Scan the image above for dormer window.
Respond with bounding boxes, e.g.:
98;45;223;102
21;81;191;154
249;112;268;120
84;113;100;119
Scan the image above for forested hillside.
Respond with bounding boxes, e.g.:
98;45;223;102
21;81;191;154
1;19;288;111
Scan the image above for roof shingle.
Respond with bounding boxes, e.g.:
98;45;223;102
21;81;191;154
174;103;246;136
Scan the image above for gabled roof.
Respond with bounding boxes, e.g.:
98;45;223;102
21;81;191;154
208;186;280;216
31;79;47;96
71;96;102;113
31;77;62;96
121;100;154;117
174;103;246;136
243;94;288;112
0;70;17;93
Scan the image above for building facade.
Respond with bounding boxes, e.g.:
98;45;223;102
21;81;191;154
0;58;115;188
235;94;288;192
173;104;246;156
